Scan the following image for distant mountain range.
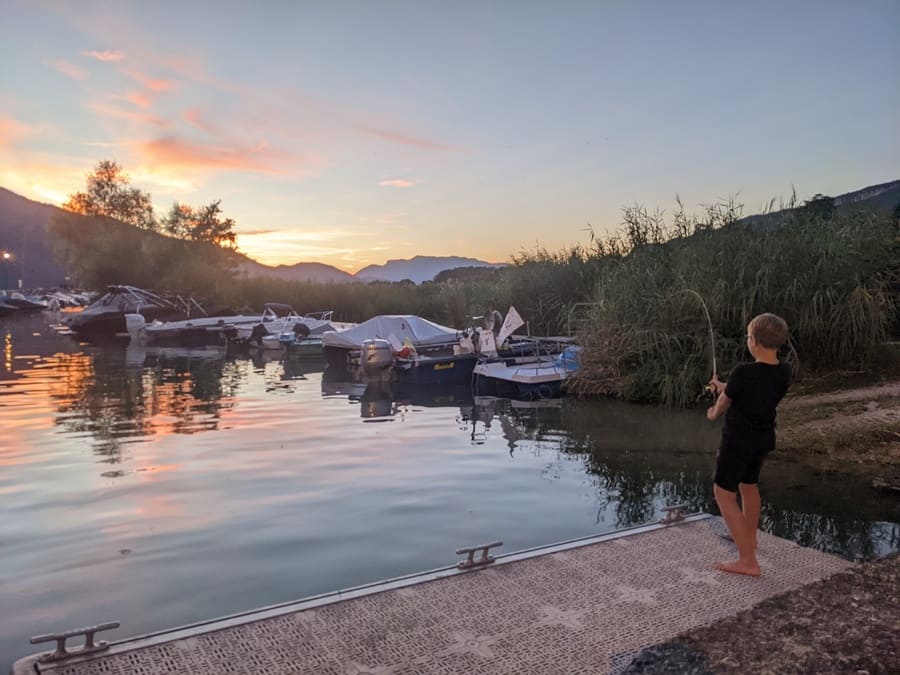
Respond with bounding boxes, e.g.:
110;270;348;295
0;187;504;287
356;256;506;284
1;180;897;289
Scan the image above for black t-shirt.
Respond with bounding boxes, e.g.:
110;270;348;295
723;361;791;444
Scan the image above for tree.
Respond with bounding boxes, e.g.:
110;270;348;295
162;199;237;248
63;160;157;230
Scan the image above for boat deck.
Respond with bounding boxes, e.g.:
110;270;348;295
12;515;852;675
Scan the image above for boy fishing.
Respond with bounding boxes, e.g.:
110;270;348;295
706;313;791;576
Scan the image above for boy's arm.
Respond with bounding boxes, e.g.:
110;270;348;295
707;391;731;421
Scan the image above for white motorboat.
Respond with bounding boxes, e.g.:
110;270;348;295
473;346;582;400
237;305;354;351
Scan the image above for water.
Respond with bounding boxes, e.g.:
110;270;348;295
1;313;897;665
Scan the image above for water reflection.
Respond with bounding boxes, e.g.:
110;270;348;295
47;346;241;462
1;312;898;664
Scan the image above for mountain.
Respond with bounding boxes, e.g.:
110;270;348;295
235;257;354;283
355;255;507;283
0;188;69;288
737;179;900;229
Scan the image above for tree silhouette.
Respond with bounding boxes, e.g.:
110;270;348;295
63;160;157;230
162;200;237;248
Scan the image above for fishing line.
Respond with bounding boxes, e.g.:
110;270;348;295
681;288;718;391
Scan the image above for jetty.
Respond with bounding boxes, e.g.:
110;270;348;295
12;514;851;674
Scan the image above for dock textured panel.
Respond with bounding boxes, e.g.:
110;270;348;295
36;519;851;675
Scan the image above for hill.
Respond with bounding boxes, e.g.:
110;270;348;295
355;255;506;283
738;180;900;229
235;257;355;283
0;188;70;288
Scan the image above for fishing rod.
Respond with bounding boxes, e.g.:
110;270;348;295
681;288;718;396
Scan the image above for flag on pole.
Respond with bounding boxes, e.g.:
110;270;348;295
496;306;525;345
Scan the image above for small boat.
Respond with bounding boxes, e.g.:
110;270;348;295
0;301;18;317
0;291;46;312
144;309;265;347
473;345;582;399
324;307;567;388
239;306;354;352
62;285;201;342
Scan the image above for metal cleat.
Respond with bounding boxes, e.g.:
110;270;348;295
456;541;502;569
659;504;689;525
31;622;120;662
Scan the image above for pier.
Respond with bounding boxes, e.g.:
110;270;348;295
12;514;852;674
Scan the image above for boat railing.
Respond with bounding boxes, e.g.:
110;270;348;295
303;310;334;321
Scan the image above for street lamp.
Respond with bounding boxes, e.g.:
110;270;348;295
1;251;11;291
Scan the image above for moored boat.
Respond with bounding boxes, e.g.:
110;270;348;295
62;285;201;342
473;345;582;400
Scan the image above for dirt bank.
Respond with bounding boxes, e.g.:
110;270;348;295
775;378;900;480
625;554;899;674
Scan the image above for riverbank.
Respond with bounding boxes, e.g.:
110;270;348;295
625;553;898;674
775;377;900;483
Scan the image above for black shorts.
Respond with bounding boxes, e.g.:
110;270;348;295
714;438;771;492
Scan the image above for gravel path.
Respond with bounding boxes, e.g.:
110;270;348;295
625;554;899;674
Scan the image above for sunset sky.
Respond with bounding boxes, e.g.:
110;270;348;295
1;1;898;271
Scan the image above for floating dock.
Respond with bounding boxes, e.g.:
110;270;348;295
12;514;852;674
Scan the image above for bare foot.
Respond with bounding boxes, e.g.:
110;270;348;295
714;560;761;577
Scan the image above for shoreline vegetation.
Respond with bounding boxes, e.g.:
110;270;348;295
49;162;899;410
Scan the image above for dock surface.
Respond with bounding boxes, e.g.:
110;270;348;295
14;516;851;674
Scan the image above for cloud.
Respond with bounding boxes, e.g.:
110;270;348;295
355;125;456;151
87;101;170;127
45;58;89;80
121;69;176;92
82;49;126;62
183;108;219;137
235;228;279;236
125;91;153;109
0;116;35;146
133;135;293;174
379;179;417;188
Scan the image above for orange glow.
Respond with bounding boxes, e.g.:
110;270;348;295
125;91;153;109
133;136;293;174
121;69;176;92
0;115;34;146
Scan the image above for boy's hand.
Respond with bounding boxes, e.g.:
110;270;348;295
708;376;725;395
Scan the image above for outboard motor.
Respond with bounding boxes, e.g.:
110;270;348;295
292;322;311;338
360;338;394;378
249;323;269;346
124;313;146;345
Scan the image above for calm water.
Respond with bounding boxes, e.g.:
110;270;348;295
1;312;898;665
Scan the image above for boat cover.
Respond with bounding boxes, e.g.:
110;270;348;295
322;315;459;350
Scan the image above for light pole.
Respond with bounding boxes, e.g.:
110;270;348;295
1;251;10;292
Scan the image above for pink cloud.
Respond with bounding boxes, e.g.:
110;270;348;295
356;125;456;151
184;108;219;137
88;101;170;127
82;49;126;62
125;91;153;109
121;69;176;92
45;58;89;80
379;179;416;188
0;116;35;146
133;135;293;174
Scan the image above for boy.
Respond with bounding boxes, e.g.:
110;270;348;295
706;313;791;576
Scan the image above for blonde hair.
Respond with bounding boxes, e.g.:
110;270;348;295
749;313;789;349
